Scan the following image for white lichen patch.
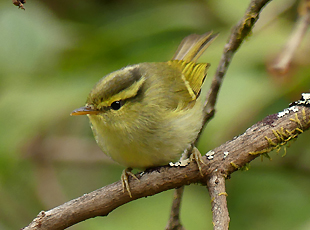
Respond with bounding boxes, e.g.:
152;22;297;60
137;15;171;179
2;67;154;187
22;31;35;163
289;93;310;107
302;93;310;100
278;106;299;118
223;151;229;158
206;150;215;160
169;158;190;167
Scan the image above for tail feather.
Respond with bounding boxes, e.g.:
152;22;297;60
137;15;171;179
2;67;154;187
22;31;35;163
172;31;218;63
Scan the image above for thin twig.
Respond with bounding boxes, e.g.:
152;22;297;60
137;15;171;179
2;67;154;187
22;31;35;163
269;0;310;75
195;0;272;144
205;174;230;230
165;187;186;230
23;103;310;230
12;0;26;10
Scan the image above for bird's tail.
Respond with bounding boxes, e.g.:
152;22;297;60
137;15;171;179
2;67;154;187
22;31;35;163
172;31;218;63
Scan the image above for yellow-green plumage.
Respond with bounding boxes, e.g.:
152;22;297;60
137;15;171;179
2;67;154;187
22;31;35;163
72;32;217;170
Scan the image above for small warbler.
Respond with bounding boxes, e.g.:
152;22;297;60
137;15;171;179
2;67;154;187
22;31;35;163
71;32;217;197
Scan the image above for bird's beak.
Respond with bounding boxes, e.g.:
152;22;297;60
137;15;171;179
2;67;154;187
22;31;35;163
70;105;100;116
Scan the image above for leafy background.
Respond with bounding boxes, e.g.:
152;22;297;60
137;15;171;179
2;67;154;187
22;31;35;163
0;0;310;229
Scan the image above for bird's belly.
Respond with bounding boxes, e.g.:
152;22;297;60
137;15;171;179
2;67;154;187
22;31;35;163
94;128;181;169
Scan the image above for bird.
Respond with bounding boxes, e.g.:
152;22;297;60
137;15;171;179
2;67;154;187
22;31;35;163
71;31;217;197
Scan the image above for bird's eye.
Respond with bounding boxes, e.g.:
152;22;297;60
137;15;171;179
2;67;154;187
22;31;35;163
110;101;122;110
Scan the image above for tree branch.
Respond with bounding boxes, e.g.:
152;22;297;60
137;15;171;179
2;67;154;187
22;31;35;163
12;0;26;10
205;174;229;230
269;0;310;75
202;0;272;126
23;103;310;230
165;187;186;230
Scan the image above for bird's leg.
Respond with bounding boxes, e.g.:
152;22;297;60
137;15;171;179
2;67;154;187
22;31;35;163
190;147;205;176
121;167;139;198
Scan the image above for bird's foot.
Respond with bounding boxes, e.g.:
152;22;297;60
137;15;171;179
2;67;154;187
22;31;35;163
190;147;205;176
121;167;139;198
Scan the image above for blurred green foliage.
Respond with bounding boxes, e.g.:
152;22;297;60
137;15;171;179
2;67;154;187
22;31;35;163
0;0;310;229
